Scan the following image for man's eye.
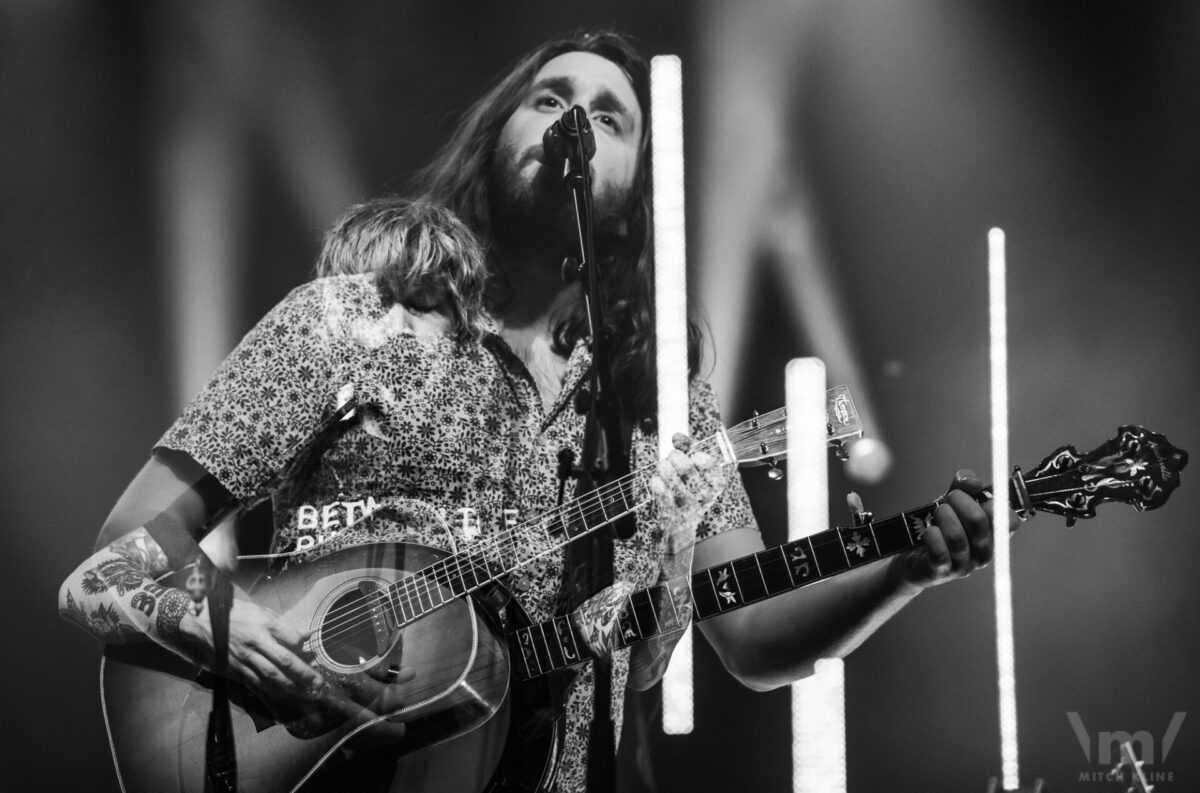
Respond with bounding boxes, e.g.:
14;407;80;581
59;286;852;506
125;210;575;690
536;95;562;109
595;114;620;132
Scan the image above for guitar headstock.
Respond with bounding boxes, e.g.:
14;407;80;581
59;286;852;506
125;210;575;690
1019;425;1187;525
725;386;864;472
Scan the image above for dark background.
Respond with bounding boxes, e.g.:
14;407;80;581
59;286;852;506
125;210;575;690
3;1;1197;791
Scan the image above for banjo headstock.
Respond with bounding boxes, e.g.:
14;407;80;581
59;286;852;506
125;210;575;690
1019;426;1187;525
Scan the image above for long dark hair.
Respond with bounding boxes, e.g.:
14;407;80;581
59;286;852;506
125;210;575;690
414;29;702;419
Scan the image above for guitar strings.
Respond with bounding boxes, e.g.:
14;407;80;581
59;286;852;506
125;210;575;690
1011;485;1129;498
310;454;692;652
516;509;950;678
312;451;1114;692
318;450;971;694
313;415;785;650
312;432;720;648
316;472;864;657
301;518;917;722
307;486;638;652
307;417;784;654
310;417;787;653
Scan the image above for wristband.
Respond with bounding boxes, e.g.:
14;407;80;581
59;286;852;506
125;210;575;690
155;588;192;639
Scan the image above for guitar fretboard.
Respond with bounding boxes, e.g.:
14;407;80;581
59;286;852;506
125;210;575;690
322;394;859;643
376;436;726;631
513;490;1001;680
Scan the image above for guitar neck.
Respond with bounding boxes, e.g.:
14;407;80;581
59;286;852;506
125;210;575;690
513;478;1016;680
381;431;734;629
381;391;865;633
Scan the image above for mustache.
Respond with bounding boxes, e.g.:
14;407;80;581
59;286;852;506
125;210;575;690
519;144;544;168
518;143;598;183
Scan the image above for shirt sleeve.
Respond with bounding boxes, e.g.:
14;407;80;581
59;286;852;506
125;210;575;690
689;379;760;543
154;280;342;503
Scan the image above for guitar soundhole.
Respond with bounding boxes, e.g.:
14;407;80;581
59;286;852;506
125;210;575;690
319;589;382;667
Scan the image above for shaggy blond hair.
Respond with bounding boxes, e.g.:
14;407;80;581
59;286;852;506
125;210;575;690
316;198;489;341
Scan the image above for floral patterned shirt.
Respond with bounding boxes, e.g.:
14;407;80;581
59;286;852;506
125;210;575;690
156;274;758;792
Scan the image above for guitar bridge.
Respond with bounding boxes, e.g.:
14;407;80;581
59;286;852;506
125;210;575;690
357;580;399;656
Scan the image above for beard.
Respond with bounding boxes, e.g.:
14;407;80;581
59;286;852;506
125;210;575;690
486;143;642;266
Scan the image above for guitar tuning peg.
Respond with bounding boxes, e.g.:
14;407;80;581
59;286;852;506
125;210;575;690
766;459;784;481
1065;515;1077;528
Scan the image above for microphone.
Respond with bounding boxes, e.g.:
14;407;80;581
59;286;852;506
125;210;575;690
542;105;596;166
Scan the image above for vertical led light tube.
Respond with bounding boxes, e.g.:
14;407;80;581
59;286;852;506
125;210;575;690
989;228;1019;790
651;54;694;736
786;358;846;793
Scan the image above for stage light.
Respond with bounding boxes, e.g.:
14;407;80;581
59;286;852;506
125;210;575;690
990;227;1020;790
787;358;846;793
651;54;695;736
844;436;892;485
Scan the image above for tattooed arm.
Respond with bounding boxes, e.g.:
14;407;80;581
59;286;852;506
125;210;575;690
58;451;213;645
58;527;192;644
58;453;322;694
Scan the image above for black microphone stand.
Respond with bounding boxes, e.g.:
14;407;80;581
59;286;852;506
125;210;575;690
548;105;634;793
551;107;632;503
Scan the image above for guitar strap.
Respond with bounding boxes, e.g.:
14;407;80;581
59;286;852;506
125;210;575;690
138;395;362;793
142;471;232;571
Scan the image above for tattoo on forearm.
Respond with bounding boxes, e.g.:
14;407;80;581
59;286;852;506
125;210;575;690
79;531;169;597
572;582;635;658
84;557;144;595
155;589;191;639
62;528;180;642
111;530;169;573
61;590;140;640
130;590;156;617
61;590;87;628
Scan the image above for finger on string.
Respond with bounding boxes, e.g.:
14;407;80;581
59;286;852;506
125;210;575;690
947;468;984;497
984;498;1023;533
655;458;694;510
690;460;724;505
921;524;952;578
270;618;305;650
947;489;992;568
671;433;693;453
667;448;698;480
934;502;972;575
256;639;322;688
244;651;294;692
